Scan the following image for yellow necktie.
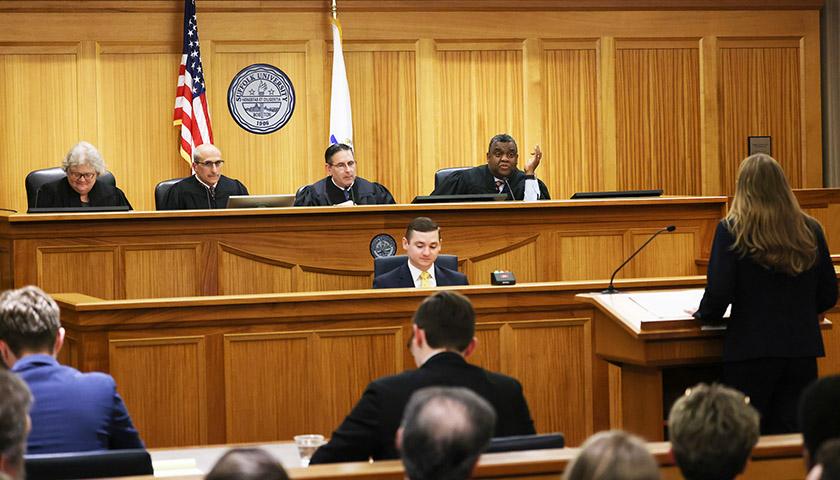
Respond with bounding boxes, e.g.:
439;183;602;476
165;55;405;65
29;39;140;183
420;271;431;288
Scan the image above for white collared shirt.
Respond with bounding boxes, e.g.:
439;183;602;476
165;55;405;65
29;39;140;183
407;261;436;288
494;176;540;201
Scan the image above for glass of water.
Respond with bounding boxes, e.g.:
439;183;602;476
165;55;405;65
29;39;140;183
294;434;325;467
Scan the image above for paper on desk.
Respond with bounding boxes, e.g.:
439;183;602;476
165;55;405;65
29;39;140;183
626;290;730;320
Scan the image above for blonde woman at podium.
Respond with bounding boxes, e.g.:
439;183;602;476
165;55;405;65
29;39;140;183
693;153;838;435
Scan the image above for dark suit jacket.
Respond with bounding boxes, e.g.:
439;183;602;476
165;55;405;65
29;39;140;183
12;354;145;454
372;262;469;289
309;352;535;464
695;217;838;362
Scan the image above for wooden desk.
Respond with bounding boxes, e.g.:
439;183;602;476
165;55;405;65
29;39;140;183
0;197;726;298
48;277;840;450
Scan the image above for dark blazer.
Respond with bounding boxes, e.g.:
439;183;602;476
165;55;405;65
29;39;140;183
695;217;838;362
160;175;248;210
309;352;536;464
12;354;145;454
430;164;550;200
372;262;469;289
35;177;132;209
294;176;395;206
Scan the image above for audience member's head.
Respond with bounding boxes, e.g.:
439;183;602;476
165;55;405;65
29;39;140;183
398;386;496;480
403;217;442;272
0;370;33;480
205;448;289;480
808;438;840;480
668;383;759;480
800;375;840;468
562;430;661;480
0;286;63;367
409;291;476;366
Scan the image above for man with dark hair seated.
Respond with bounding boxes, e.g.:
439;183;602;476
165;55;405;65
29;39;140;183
668;382;760;480
294;143;395;206
800;375;840;470
0;286;144;454
310;291;535;464
373;217;468;289
397;387;496;480
0;370;32;480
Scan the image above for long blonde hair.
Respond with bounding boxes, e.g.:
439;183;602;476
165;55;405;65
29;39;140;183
726;154;817;276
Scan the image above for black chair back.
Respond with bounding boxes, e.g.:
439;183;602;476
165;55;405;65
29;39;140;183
434;167;471;189
25;167;117;209
24;449;153;480
373;254;458;277
485;433;565;453
155;177;188;210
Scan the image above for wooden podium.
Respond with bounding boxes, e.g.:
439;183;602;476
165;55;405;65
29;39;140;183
577;289;726;441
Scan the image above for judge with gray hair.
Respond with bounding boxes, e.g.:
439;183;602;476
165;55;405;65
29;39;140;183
35;141;132;209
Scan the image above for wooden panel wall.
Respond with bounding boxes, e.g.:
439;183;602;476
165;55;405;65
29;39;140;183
0;2;823;212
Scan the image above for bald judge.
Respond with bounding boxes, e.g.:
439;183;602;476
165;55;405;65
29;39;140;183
161;144;249;210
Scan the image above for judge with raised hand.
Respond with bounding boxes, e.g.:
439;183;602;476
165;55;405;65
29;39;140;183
294;143;395;206
431;133;550;201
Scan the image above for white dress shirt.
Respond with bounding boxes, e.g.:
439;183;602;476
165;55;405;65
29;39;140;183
407;261;437;288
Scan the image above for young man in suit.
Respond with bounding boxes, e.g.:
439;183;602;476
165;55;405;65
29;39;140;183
309;291;535;464
0;286;144;454
373;217;468;288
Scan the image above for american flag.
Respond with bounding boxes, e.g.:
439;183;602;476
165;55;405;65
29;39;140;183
174;0;213;168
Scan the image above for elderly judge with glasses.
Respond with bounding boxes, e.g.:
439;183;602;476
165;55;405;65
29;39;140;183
35;141;132;209
161;143;249;210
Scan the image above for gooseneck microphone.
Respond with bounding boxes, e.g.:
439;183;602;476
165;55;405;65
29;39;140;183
602;225;676;294
503;178;515;200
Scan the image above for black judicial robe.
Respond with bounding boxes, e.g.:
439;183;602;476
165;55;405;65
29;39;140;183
294;176;396;206
35;177;132;209
160;175;249;210
430;164;551;200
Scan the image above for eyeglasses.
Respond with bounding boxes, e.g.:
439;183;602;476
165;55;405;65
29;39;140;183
196;160;224;168
329;160;355;170
67;171;96;181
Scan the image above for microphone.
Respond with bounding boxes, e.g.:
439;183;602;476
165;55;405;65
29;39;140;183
503;178;515;200
602;225;676;294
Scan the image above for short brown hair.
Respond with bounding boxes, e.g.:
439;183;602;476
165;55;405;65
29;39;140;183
406;217;440;242
0;286;61;356
412;291;474;352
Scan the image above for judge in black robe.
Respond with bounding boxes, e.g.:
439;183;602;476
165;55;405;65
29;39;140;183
159;144;249;210
294;176;395;206
431;133;550;200
294;142;396;206
160;175;249;210
35;177;132;209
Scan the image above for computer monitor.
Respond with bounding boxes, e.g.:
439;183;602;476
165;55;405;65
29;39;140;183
411;194;508;204
570;189;663;199
227;194;296;208
27;206;131;214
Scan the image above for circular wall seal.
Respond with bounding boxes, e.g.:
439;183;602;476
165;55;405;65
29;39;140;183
227;64;295;134
370;234;398;258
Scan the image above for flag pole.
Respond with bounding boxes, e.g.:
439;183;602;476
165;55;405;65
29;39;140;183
331;0;337;20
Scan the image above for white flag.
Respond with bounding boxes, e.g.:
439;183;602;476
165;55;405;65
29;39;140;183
329;17;353;147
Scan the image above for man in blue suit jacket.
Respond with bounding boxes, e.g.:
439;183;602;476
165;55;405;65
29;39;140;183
0;286;144;454
373;217;469;289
